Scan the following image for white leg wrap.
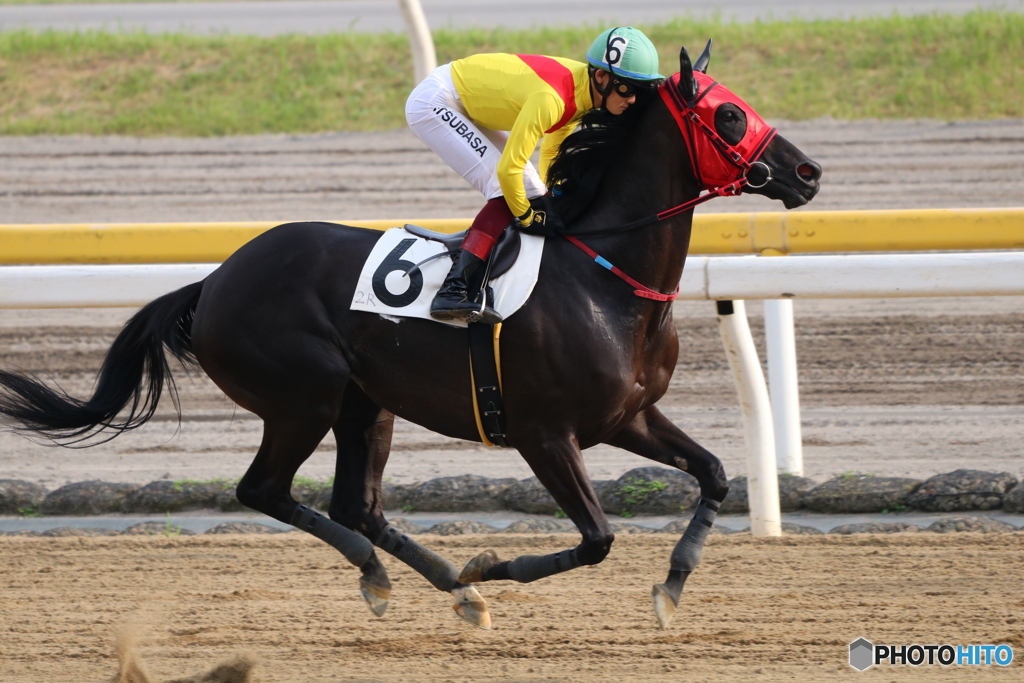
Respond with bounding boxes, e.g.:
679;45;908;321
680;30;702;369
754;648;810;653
290;505;374;568
376;524;460;592
669;497;720;573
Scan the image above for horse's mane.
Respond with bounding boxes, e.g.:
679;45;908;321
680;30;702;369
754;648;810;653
548;89;658;225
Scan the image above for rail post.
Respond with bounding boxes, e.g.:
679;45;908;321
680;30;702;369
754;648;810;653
764;299;804;475
715;299;782;537
398;0;437;84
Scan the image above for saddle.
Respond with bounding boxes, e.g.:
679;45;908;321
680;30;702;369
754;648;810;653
402;223;522;279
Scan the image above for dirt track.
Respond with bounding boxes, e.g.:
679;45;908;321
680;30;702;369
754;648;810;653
1;120;1024;487
1;533;1022;682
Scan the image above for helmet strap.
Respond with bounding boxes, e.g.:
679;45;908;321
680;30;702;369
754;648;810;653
588;67;614;111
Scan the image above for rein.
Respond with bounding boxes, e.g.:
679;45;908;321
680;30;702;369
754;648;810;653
563;78;775;301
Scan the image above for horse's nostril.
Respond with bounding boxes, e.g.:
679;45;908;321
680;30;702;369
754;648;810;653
797;161;822;184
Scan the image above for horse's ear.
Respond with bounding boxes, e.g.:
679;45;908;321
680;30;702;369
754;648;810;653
677;46;698;103
694;39;712;74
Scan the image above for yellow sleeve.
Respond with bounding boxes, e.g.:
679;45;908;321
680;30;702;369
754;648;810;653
539;125;573;185
496;91;564;219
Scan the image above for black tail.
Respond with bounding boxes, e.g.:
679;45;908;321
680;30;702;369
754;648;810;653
0;281;204;445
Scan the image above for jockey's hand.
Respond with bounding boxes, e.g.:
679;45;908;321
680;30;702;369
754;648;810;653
515;196;566;236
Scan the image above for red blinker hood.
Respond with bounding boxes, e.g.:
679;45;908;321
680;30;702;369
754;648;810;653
659;71;777;193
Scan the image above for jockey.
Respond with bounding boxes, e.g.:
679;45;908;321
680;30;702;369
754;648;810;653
405;26;664;323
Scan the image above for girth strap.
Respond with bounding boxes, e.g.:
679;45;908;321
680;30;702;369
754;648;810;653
468;322;508;447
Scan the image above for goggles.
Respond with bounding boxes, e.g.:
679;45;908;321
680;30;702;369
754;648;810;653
610;78;659;98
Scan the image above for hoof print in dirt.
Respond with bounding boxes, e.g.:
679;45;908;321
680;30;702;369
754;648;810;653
0;479;49;515
425;520;498;535
718;474;817;515
205;522;283;535
500;518;575;533
907;469;1019;512
599;467;699;516
828;522;921;534
121;480;232;513
924;516;1017;533
121;521;196;536
40;481;139;516
403;475;517;512
1003;484;1024;514
499;477;560;515
802;474;921;514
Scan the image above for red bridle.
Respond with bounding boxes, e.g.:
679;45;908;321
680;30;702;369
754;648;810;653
566;70;778;301
660;71;778;198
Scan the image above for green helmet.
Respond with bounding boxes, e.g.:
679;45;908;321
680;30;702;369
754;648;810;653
586;27;664;82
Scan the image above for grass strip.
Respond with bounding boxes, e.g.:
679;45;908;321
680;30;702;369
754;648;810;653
1;11;1022;136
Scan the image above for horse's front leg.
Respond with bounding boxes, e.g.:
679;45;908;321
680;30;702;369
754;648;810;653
605;405;729;629
459;433;615;586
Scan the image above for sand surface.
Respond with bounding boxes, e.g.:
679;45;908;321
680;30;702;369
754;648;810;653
1;533;1022;682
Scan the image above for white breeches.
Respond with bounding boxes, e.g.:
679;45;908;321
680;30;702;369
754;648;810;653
405;64;547;202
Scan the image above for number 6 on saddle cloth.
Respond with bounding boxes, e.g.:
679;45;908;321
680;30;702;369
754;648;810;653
351;224;542;326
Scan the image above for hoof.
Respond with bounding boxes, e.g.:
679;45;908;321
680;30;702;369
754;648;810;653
651;583;678;630
458;549;499;584
359;577;390;618
452;584;491;629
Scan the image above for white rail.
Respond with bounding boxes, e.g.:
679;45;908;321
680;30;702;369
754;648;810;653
398;0;437;84
765;299;803;476
716;300;782;537
3;252;1021;308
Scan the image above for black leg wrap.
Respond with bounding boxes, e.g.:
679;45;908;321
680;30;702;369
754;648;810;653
506;549;581;584
669;497;719;573
290;504;374;568
375;525;460;593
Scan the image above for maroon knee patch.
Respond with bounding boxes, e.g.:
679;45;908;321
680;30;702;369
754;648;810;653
463;198;514;259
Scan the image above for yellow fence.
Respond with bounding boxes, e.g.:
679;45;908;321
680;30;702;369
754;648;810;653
1;209;1021;265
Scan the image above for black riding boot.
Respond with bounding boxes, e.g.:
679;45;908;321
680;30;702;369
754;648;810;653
430;249;502;324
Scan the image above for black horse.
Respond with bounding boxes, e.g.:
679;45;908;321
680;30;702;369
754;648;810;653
0;46;820;629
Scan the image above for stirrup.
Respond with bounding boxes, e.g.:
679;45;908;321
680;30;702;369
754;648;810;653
466;307;502;325
467;285;502;324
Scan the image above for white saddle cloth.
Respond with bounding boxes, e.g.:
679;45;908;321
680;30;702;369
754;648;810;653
350;228;544;326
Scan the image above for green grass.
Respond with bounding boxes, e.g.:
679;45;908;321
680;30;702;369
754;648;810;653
1;11;1021;136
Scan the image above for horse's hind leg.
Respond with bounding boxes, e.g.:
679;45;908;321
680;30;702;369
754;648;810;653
234;414;377;576
605;405;729;629
326;384;491;628
323;385;394;618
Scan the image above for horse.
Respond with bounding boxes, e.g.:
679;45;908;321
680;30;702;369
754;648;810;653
0;44;820;630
